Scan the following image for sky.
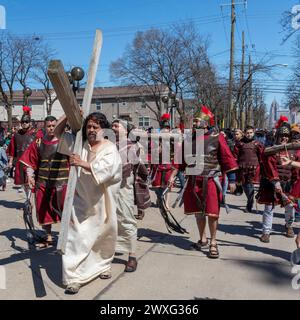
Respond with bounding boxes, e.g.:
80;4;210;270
0;0;299;112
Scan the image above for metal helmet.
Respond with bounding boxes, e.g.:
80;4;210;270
193;105;215;127
21;114;31;123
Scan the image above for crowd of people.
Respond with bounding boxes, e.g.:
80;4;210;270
1;107;300;294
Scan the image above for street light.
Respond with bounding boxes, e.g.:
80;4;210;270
67;66;85;96
161;91;179;129
23;87;32;106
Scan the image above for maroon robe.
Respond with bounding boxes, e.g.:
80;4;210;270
19;137;69;225
150;137;175;188
290;150;300;199
257;149;300;205
7;128;43;185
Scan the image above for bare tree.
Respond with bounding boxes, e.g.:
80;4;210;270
252;87;267;129
33;44;57;115
110;23;218;126
0;33;44;129
280;9;298;44
0;34;23;129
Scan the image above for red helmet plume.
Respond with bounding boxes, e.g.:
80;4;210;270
275;115;288;129
194;105;215;126
160;113;170;121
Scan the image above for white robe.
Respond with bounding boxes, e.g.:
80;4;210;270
116;173;137;253
58;134;122;285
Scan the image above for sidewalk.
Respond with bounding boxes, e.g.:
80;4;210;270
0;183;299;300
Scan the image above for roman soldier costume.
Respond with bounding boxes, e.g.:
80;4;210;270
178;106;238;218
233;132;264;212
256;117;299;242
172;106;238;258
7;114;42;185
19;136;69;225
150;113;174;191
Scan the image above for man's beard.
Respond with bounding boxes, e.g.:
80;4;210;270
88;133;97;142
22;126;30;132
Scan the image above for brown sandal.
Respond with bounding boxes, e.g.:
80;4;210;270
35;239;55;249
190;240;209;251
208;243;219;259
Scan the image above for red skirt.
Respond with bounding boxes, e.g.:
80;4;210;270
35;184;67;225
183;176;223;218
291;180;300;199
238;166;260;184
14;160;27;185
151;165;172;188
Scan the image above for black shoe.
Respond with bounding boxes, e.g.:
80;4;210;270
245;202;253;213
235;186;243;196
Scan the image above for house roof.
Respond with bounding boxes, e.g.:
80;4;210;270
8;84;168;102
75;85;168;99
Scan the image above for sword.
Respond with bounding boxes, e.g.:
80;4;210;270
158;187;188;234
172;179;188;208
213;176;231;214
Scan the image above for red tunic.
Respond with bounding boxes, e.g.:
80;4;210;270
150;138;175;188
257;149;300;205
19;137;69;225
290;150;300;199
178;133;238;218
7;128;43;185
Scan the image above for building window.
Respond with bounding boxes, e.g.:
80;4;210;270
141;101;146;108
139;116;150;128
96;100;102;111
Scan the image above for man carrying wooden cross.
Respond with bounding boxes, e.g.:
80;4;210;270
48;29;123;293
54;112;122;294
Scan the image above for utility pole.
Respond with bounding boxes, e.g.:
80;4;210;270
228;0;235;129
221;0;247;129
246;55;252;126
239;31;245;129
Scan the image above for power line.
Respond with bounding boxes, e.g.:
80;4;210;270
243;4;259;62
220;6;230;46
235;12;243;45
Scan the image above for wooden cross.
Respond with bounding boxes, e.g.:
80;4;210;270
47;29;103;254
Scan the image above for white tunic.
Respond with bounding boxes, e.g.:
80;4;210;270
59;134;122;285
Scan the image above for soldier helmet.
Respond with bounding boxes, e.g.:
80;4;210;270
21;114;31;123
275;116;290;143
193;105;215;127
159;113;171;129
291;123;300;141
